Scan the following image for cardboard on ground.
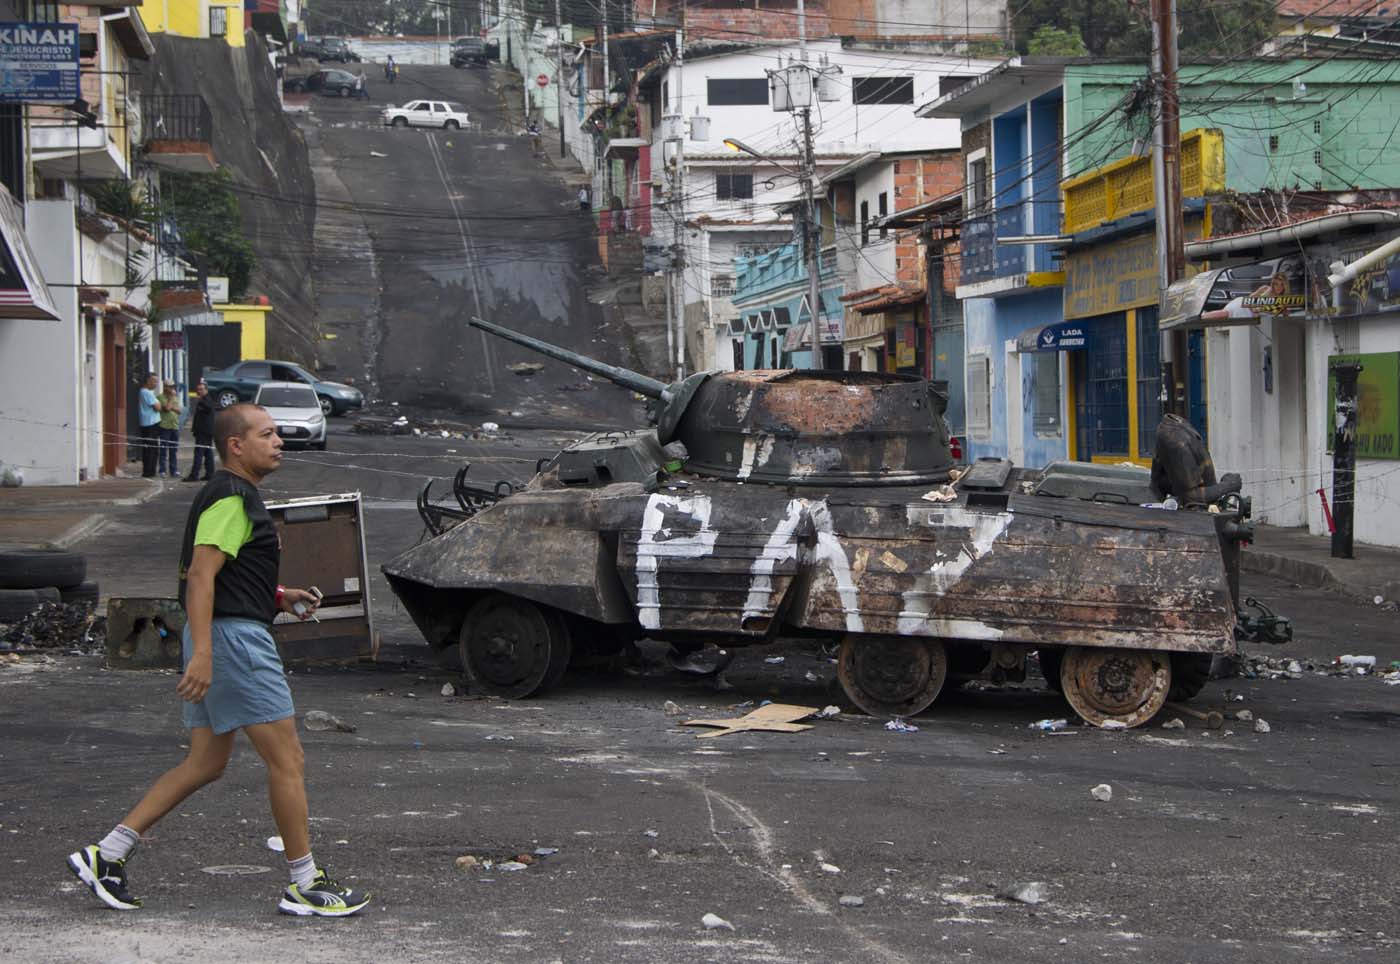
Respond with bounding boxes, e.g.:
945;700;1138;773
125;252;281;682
682;703;818;738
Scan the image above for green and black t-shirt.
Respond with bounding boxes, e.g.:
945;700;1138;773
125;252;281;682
178;470;281;624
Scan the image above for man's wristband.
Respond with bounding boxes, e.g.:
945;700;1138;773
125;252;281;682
275;585;286;608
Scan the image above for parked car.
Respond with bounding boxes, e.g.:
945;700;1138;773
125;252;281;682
203;359;365;416
254;381;327;450
382;100;470;129
299;36;357;63
450;38;488;68
312;68;360;97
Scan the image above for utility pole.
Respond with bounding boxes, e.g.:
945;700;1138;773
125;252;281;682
601;0;609;101
555;0;565;158
800;100;821;369
797;0;806;60
1330;361;1362;559
1151;0;1185;415
670;12;686;380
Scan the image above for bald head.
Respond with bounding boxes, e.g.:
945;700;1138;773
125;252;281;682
214;403;262;459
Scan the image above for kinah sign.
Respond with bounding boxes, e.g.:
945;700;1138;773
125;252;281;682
0;23;80;104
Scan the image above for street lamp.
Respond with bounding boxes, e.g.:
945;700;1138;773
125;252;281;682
723;136;822;369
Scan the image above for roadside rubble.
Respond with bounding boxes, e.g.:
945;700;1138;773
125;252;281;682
454;847;559;874
352;412;513;442
303;710;357;733
0;602;103;654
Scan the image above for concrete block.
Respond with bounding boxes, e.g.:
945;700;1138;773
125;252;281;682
106;597;185;670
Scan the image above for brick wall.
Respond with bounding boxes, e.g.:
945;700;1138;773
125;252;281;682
892;152;960;286
673;7;833;42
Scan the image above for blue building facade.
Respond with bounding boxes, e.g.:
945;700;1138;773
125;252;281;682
730;242;844;370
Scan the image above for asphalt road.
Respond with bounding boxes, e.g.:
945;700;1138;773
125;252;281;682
2;422;1397;964
302;64;642;429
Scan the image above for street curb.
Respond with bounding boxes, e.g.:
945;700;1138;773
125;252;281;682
52;513;108;549
1242;549;1400;604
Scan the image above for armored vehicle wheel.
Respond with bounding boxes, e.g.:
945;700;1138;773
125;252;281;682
1167;652;1212;701
837;636;947;718
539;609;573;693
1061;647;1170;728
459;594;560;698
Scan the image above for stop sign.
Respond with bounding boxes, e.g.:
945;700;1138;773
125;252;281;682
536;73;549;87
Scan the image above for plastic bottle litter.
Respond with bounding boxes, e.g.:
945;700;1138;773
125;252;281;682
1029;718;1068;732
1091;783;1113;802
885;718;919;733
702;913;734;931
303;710;356;733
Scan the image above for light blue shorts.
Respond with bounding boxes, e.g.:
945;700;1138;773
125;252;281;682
181;618;295;735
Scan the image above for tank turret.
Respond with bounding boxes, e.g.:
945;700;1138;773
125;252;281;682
470;317;956;486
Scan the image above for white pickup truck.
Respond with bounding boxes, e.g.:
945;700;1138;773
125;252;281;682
382;100;471;130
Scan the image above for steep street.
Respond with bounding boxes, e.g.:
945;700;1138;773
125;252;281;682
303;66;642;428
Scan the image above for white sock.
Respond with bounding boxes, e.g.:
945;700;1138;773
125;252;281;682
97;824;140;862
287;852;317;889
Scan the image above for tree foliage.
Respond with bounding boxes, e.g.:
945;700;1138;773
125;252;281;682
163;169;256;301
1027;25;1089;57
1012;0;1279;59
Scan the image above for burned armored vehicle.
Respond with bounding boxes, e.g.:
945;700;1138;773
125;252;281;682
384;319;1283;728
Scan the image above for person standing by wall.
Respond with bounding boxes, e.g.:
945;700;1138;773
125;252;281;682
66;403;372;917
158;381;182;479
184;380;217;482
137;373;162;479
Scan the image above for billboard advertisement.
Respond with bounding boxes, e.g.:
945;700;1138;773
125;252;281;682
0;23;80;104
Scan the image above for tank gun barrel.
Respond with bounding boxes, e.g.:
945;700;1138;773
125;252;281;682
470;317;670;400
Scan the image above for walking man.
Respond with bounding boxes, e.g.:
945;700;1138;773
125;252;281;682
354;69;370;99
137;372;161;479
183;379;217;482
66;403;371;917
158;380;182;478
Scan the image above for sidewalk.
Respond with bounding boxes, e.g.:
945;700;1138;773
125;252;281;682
1245;523;1400;604
0;476;165;547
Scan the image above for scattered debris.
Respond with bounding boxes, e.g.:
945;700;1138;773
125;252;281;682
497;861;529;872
643;830;659;838
1338;654;1377;669
369;150;387;157
441;682;456;697
1099;720;1127;731
1254;718;1272;734
702;913;734;931
533;847;559;857
1235;709;1254;722
303;710;356;733
820;863;841;875
1161;718;1185;730
816;705;841;719
838;895;865;908
481;421;500;433
1091;784;1113;803
763;656;785;664
266;836;284;853
484;734;515;741
1;601;103;653
998;881;1049;905
804;670;820;683
663;700;683;716
454;855;480;870
885;718;919;733
507;362;545;376
682;703;817;739
1029;718;1069;732
921;484;958;504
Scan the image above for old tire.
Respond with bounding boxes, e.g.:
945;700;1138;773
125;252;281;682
0;586;61;621
392;116;408;128
837;636;947;718
1037;648;1063;693
445;119;459;130
59;581;100;607
0;547;85;590
539;609;573;693
458;594;556;699
1168;652;1213;702
216;389;240;409
1061;646;1171;728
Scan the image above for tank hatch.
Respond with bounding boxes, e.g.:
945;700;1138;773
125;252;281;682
676;369;956;486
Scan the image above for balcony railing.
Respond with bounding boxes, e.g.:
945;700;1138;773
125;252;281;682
1062;128;1225;235
711;276;738;298
141;95;212;145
